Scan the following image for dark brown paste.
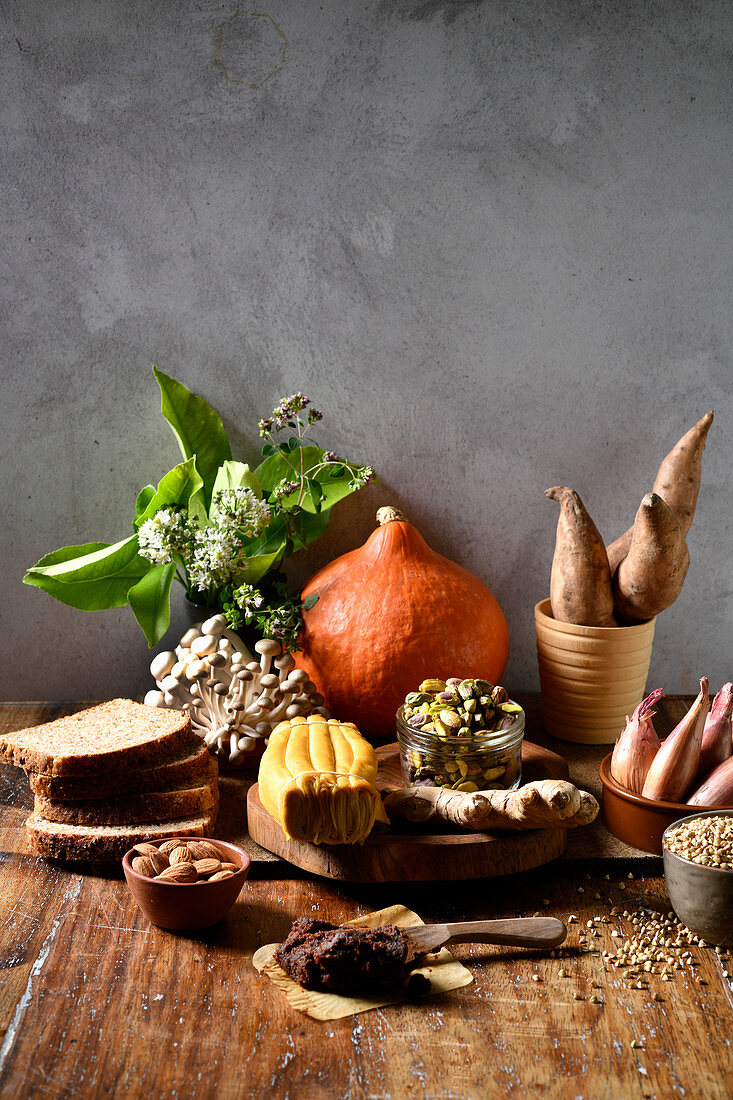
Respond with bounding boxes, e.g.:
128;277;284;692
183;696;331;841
274;917;408;992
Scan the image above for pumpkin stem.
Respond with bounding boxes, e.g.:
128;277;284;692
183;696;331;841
376;506;406;525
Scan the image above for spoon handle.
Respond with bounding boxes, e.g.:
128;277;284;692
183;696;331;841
442;917;567;949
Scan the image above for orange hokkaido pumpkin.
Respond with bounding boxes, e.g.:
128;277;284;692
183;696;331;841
297;506;510;740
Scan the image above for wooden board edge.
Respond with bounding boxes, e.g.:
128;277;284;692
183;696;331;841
246;784;568;883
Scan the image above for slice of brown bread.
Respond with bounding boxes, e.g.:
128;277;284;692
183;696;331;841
25;808;218;861
1;699;195;776
34;781;219;826
29;742;216;800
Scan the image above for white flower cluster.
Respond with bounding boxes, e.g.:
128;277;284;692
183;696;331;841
186;524;246;593
211;488;271;537
137;509;190;566
137;489;271;595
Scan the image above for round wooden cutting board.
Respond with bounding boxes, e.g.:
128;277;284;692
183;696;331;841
246;741;569;882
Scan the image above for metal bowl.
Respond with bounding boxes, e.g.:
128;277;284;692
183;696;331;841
662;811;733;947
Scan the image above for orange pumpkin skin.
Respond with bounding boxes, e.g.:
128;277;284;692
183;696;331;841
297;509;510;741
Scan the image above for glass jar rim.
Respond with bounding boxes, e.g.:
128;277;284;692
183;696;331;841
396;702;524;748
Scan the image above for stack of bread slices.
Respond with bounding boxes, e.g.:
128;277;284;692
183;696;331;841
0;699;218;861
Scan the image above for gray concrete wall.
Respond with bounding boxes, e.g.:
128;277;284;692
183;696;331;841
1;0;731;702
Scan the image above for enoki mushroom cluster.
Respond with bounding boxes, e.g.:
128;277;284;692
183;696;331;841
144;614;327;767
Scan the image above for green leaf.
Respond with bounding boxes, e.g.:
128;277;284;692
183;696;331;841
305;477;324;511
302;593;319;611
23;536;150;611
240;505;333;564
237;550;282;586
134;459;203;529
211;461;262;500
241;512;291;560
254;447;310;493
286;507;332;551
128;563;176;647
29;542;110;570
261;444;277;456
153;366;232;507
299;507;332;545
186;484;208;527
254;446;367;514
135;485;156;518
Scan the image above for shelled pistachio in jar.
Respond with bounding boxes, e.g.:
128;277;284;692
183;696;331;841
399;677;524;793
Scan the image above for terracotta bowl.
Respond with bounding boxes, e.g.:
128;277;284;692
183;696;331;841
122;837;250;931
598;755;722;854
663;811;733;946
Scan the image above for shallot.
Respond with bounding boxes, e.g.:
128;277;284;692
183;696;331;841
687;756;733;808
610;689;664;794
641;678;710;803
697;681;733;781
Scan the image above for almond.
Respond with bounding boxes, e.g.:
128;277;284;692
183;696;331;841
220;862;238;873
156;862;197;883
188;840;222;861
132;842;162;857
131;855;155;878
149;851;170;875
158;839;183;857
207;870;234;882
169;845;193;865
193;858;222;876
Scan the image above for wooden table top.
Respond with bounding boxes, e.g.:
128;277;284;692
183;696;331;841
1;700;732;1099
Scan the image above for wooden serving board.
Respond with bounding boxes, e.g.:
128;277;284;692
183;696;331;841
246;740;569;882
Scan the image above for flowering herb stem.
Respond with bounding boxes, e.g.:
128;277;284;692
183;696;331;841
24;371;375;648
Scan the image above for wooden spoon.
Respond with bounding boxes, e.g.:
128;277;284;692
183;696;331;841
404;917;566;961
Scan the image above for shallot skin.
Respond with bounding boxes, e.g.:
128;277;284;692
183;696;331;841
687;756;733;808
610;689;664;794
697;682;733;782
641;678;710;803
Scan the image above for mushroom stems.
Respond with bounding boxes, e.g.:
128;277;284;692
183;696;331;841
146;620;328;767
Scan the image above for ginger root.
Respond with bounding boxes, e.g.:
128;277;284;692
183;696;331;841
383;780;599;832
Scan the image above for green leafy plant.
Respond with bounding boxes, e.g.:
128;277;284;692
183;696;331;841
24;368;374;648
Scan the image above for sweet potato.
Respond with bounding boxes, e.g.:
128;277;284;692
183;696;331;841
606;411;713;575
613;493;689;623
545;486;615;627
653;410;714;533
606;529;633;579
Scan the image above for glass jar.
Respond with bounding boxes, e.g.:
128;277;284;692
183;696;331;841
396;704;525;793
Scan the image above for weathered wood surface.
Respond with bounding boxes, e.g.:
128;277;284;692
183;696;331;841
1;701;732;1098
246;741;569;882
1;855;732;1097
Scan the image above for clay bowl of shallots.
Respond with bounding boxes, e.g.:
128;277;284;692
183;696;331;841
122;837;250;930
599;680;733;854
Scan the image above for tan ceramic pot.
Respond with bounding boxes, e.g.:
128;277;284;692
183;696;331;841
535;599;656;745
